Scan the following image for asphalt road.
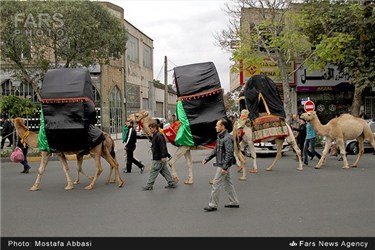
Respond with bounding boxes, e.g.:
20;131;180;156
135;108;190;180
1;138;374;238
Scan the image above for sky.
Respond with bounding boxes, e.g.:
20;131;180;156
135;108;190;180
107;0;234;92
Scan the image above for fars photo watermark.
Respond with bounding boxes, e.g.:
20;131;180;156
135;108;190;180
14;12;64;37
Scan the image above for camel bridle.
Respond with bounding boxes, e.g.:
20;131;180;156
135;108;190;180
21;130;30;146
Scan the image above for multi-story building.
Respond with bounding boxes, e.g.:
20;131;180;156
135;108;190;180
0;2;177;135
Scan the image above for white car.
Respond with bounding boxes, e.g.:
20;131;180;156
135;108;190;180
242;140;290;157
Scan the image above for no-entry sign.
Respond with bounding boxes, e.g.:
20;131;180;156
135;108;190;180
304;100;315;112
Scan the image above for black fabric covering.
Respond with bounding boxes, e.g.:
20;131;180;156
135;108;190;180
41;68;102;152
174;62;226;146
243;74;286;120
174;62;221;96
182;94;226;145
41;68;94;99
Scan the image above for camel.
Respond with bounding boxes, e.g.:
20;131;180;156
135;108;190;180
300;111;375;169
127;110;246;184
232;110;303;180
12;117;124;191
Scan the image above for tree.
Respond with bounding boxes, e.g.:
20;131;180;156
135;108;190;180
0;95;36;118
300;0;375;116
215;0;312;123
0;0;127;100
223;90;240;114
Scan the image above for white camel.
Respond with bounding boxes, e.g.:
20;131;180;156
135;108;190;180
127;110;246;184
300;111;375;169
232;109;304;180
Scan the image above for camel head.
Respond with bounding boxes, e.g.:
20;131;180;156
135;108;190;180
127;110;149;123
300;111;317;122
12;117;28;137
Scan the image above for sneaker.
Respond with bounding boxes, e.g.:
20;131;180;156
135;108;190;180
164;184;176;189
141;186;153;191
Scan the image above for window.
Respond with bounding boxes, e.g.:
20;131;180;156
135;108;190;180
143;44;152;69
127;34;139;63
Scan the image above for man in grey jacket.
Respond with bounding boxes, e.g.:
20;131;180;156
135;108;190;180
202;118;239;212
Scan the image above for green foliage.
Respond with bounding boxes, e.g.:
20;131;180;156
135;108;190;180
0;95;36;118
0;0;127;97
300;1;375;87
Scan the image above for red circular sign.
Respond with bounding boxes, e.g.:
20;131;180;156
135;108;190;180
304;100;315;112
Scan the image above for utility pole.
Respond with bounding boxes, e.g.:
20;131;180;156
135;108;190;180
164;56;168;119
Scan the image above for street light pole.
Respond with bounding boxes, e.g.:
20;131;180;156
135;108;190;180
164;56;168;119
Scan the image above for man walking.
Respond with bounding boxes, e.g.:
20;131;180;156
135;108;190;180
124;120;145;173
1;115;13;150
141;122;176;190
202;118;239;212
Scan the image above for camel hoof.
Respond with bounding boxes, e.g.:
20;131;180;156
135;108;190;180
118;181;124;188
297;167;303;171
64;185;74;190
74;181;79;185
184;180;193;185
29;185;39;191
84;185;93;190
250;168;258;173
173;176;180;184
342;166;350;169
266;168;272;171
239;176;247;181
314;165;321;169
351;165;358;168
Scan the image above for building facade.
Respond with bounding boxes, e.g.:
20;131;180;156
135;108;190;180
0;2;177;135
230;6;375;123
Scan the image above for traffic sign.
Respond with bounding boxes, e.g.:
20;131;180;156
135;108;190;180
304;100;315;112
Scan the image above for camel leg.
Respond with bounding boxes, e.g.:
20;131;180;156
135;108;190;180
183;149;194;184
168;146;189;184
56;153;74;190
288;137;303;170
336;139;350;169
236;140;249;180
30;151;51;191
351;137;364;168
74;153;93;184
266;139;283;171
315;140;332;169
247;141;258;174
85;154;103;190
105;154;123;187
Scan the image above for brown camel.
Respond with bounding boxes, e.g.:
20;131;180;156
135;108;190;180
300;111;375;169
12;117;124;191
127;110;247;183
232;110;303;180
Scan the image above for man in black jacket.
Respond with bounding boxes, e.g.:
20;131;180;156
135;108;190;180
141;122;176;190
1;115;13;149
202;118;239;212
124;121;145;173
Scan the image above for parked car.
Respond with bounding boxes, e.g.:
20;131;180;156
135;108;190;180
321;120;375;155
242;140;290;157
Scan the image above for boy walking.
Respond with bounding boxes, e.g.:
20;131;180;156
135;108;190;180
142;122;176;190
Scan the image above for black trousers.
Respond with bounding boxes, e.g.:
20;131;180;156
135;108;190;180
126;147;144;172
1;133;13;149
